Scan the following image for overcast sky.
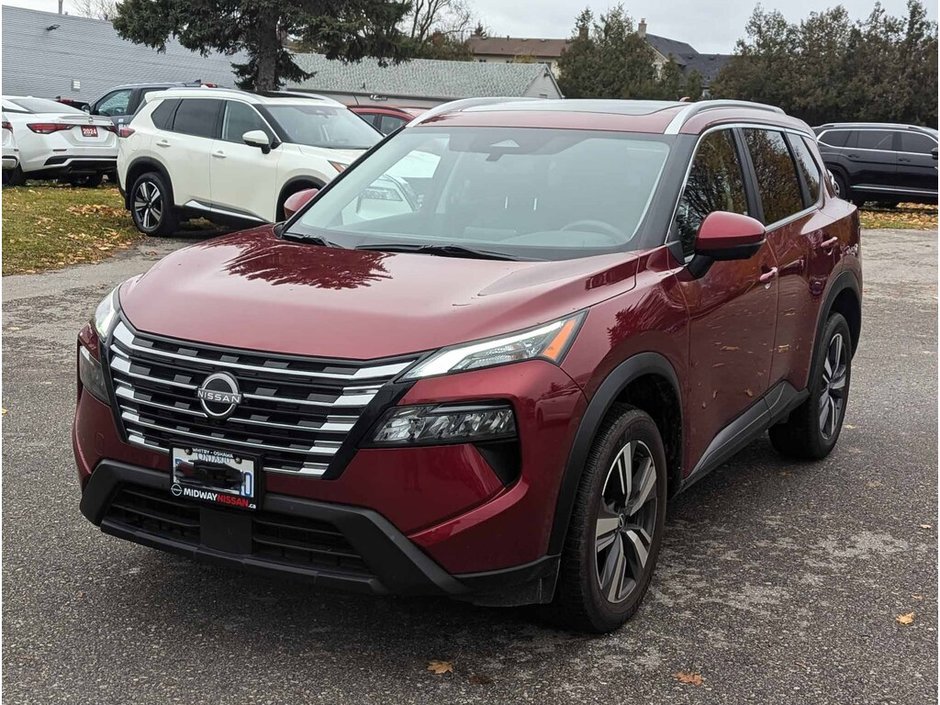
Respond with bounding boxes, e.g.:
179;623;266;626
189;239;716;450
4;0;938;53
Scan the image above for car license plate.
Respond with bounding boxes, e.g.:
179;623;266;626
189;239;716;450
81;125;98;137
171;447;259;510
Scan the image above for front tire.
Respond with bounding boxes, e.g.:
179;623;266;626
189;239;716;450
2;165;24;187
130;172;178;236
545;405;667;632
769;313;852;460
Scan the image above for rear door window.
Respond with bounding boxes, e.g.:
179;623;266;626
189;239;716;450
380;115;407;134
673;129;750;258
171;99;221;139
743;129;805;225
855;130;895;151
818;130;851;147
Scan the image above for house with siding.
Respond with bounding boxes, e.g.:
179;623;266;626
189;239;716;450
2;6;562;108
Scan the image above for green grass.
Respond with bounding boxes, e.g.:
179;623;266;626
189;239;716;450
1;183;142;275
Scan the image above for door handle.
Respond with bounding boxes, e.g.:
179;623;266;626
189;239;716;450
212;151;226;159
759;267;778;284
821;236;839;250
155;140;170;148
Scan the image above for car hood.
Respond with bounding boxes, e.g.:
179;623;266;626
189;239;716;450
119;226;641;359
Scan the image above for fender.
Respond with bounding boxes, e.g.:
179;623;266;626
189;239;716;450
123;157;174;209
807;267;862;385
547;352;681;555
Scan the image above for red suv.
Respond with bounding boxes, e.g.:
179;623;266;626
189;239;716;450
74;99;862;632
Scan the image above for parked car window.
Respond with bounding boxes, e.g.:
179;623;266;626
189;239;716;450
673;130;749;258
818;130;851;148
149;99;179;130
743;129;805;225
171;99;221;139
96;89;133;117
855;130;894;151
295;127;672;260
380;115;408;134
221;101;271;143
790;137;821;205
264;104;381;150
359;114;381;130
899;131;937;154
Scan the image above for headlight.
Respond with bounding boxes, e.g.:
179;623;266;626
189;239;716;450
369;403;516;446
79;345;109;403
403;313;584;380
93;285;121;340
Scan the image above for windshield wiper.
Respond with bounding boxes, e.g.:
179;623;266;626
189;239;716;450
279;228;343;248
355;243;518;261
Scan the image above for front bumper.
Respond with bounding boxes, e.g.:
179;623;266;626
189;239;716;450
81;460;559;603
74;348;587;603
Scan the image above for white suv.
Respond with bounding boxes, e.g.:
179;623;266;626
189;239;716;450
116;88;382;235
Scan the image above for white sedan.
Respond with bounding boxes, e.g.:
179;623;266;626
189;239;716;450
2;96;118;186
2;113;19;181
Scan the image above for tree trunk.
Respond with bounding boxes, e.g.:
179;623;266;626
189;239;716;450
254;13;280;91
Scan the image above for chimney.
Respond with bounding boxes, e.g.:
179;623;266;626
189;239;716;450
638;18;647;38
578;24;588;40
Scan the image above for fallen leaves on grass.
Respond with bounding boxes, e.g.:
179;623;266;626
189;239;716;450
859;203;937;231
896;611;915;625
675;671;704;686
427;660;454;675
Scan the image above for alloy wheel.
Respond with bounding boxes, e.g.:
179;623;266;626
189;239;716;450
819;332;848;439
134;181;163;231
595;440;658;604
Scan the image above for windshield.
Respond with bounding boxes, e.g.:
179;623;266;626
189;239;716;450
290;126;672;260
2;97;84;114
264;104;381;150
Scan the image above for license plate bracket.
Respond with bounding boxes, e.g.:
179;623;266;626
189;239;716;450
171;446;260;511
81;125;98;137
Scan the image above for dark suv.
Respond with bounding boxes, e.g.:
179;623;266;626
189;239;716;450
814;122;938;206
73;98;862;632
86;80;213;128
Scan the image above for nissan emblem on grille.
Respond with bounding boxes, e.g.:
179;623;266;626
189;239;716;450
197;372;242;419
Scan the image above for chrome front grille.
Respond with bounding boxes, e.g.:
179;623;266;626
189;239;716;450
107;321;415;477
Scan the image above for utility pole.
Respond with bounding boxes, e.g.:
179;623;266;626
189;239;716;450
58;0;63;13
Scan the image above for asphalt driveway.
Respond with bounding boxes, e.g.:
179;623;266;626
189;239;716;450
2;229;937;704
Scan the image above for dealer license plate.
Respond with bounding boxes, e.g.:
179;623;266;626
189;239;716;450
81;125;98;137
170;447;259;510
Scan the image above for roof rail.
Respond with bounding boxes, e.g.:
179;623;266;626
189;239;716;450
408;96;543;127
664;99;786;134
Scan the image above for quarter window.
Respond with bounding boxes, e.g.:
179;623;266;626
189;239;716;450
855;130;894;151
743;129;804;225
899;131;937;154
221;101;270;143
171;99;221;139
149;99;179;130
791;137;821;205
674;130;749;258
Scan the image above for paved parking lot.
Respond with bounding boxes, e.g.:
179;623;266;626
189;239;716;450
2;229;937;705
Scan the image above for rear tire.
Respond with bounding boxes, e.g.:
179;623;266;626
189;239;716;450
769;313;852;460
130;171;178;236
2;165;24;187
543;405;667;633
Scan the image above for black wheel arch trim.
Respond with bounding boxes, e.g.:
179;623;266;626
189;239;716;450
124;158;174;210
813;268;862;364
547;352;681;555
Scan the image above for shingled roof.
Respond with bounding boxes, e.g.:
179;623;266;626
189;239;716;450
467;36;570;58
289;53;562;101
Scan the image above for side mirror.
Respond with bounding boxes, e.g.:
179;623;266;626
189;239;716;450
283;188;319;219
694;211;766;261
82;105;91;114
243;129;272;154
931;147;938;161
